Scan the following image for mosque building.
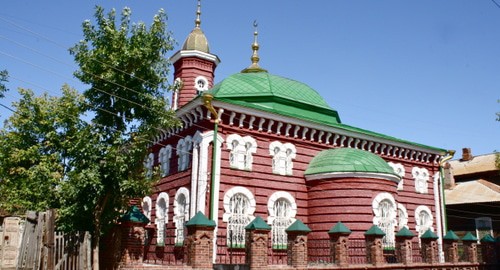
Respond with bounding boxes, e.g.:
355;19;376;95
139;1;452;265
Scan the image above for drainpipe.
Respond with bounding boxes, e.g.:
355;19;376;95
202;93;219;221
435;150;455;263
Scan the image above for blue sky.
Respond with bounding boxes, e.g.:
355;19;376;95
1;0;499;157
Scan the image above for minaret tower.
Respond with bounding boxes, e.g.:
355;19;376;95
171;0;220;110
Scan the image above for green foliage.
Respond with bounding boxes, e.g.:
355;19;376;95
0;86;84;214
69;6;175;133
0;69;8;98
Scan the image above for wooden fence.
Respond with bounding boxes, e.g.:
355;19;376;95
16;210;91;270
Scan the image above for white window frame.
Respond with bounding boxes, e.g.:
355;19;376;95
159;145;172;177
223;186;256;248
415;205;434;238
397;203;409;230
372;192;397;249
267;191;297;249
269;141;296;175
177;136;193;171
388;162;405;190
142;196;152;224
226;134;257;170
412;167;429;194
173;187;190;245
155;192;169;246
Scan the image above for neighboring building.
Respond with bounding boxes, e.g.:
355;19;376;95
444;148;500;239
138;1;452;265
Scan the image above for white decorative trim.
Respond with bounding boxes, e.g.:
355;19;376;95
226;134;257;170
155;192;169;246
142;196;152;224
412;167;430;194
267;191;297;225
388;162;405;190
170;50;220;66
415;205;434;238
194;76;209;92
269;141;296;175
177;136;193;172
397;203;409;229
305;171;401;183
173;187;190;244
372;192;397;248
159;145;173;177
222;186;256;222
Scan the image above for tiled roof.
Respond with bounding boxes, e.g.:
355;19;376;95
207;72;341;125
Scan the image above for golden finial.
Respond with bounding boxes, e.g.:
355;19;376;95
242;20;267;73
195;0;201;28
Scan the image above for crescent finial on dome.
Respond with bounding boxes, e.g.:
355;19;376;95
242;20;267;73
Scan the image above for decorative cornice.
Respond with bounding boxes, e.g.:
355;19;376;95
170;50;220;66
153;98;443;165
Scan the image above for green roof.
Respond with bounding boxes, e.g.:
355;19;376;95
305;148;399;177
396;227;415;238
328;221;352;235
207;72;341;125
421;229;438;240
245;216;271;231
186;211;216;227
285;219;311;233
462;232;478;242
120;205;150;224
364;225;386;236
201;71;446;153
443;230;459;241
480;234;495;243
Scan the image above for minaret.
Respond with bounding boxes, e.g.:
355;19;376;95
170;0;220;110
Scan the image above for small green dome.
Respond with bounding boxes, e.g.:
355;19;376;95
182;28;210;53
305;148;399;179
207;72;341;125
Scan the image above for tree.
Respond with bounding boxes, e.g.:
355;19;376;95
69;6;175;134
0;69;8;98
0;86;84;214
67;6;177;268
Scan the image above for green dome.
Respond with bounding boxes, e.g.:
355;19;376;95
206;72;341;125
305;148;399;179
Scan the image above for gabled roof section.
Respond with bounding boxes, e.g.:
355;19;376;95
445;179;500;204
207;72;341;125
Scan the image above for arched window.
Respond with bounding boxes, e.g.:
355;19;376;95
159;145;172;177
397;203;409;230
267;191;297;249
226;134;257;170
173;188;190;245
144;153;154;179
155;192;169;246
415;205;433;239
177;136;193;171
372;193;397;249
412;167;429;194
142;196;152;224
223;187;256;248
269;141;296;175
